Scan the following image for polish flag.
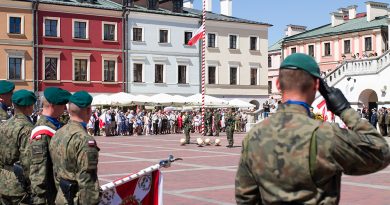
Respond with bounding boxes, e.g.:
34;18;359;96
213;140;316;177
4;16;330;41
99;169;163;205
187;25;205;46
316;99;328;121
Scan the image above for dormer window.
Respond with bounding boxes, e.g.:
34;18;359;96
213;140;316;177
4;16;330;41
173;0;183;13
148;0;158;10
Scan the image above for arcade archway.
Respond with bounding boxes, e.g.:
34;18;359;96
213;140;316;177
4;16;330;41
249;100;260;110
358;89;378;110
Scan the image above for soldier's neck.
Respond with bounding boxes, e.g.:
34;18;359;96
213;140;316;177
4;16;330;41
41;109;55;118
281;92;313;105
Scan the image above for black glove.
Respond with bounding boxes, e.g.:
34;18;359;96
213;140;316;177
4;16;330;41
319;79;351;116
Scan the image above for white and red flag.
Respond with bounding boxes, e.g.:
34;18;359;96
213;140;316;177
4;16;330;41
99;166;163;205
187;25;205;46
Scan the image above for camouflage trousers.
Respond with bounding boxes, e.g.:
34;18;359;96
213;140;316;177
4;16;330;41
214;123;220;136
0;169;29;205
184;127;191;143
0;195;29;205
226;126;234;146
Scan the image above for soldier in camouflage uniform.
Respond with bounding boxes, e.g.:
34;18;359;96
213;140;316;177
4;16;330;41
225;109;235;148
49;91;101;204
214;109;221;136
0;80;15;122
183;111;192;144
0;89;37;205
29;87;71;205
235;53;390;204
59;111;70;126
204;109;213;136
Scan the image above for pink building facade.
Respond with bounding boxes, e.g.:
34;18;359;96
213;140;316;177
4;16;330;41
37;0;123;95
282;2;389;73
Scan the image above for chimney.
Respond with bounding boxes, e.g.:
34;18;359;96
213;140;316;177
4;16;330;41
366;1;389;21
285;24;307;37
205;0;212;12
220;0;232;16
331;12;345;27
183;0;194;9
347;5;357;19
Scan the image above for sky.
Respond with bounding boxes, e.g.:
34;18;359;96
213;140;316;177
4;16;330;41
193;0;373;47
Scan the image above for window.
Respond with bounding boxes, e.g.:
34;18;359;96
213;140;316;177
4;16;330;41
178;65;187;84
208;66;216;84
365;37;372;51
268;81;272;94
250;37;258;50
133;27;143;41
44;19;58;37
184;31;192;45
148;0;157;10
103;23;116;41
104;60;115;82
133;63;143;82
172;0;183;12
9;16;22;34
230;67;237;85
344;40;351;54
8;57;22;80
291;47;297;54
308;45;314;57
208;33;216;48
229;35;237;49
324;42;331;56
45;57;58;80
74;59;88;81
268;56;272;68
155;64;164;83
250;68;258;85
73;20;87;39
159;29;169;43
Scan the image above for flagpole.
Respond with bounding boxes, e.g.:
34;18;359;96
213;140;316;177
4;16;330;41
201;0;206;136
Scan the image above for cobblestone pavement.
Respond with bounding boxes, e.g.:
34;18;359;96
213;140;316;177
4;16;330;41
97;133;390;205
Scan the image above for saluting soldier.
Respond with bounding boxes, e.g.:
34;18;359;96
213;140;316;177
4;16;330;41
0;89;37;204
29;87;71;205
214;109;221;136
0;80;15;122
225;109;235;148
183;111;192;144
49;91;100;204
235;53;390;204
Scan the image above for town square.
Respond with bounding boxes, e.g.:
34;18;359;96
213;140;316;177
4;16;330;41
0;0;389;204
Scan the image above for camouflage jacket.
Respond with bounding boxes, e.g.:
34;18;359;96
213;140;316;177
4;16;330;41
0;106;10;123
214;112;221;122
225;113;235;127
183;115;192;128
205;112;212;125
0;113;33;197
235;104;390;205
386;112;390;125
49;120;100;205
29;116;59;205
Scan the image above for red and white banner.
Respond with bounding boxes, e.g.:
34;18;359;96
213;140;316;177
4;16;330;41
187;25;204;46
100;169;163;205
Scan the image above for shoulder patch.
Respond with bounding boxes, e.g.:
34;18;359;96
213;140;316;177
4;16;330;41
88;140;96;147
30;125;56;142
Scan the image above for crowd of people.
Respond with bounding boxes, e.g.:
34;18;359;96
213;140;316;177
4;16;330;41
82;107;250;137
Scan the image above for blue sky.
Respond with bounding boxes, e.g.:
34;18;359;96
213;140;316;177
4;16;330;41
193;0;372;46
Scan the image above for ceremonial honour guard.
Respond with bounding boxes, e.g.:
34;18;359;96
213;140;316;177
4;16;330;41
225;109;235;148
214;109;221;136
0;80;15;122
49;91;101;204
235;53;390;204
29;87;71;205
0;89;37;204
183;111;192;144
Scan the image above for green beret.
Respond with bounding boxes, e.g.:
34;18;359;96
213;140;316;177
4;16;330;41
44;87;71;105
0;80;15;95
12;89;37;106
280;53;321;78
69;91;92;108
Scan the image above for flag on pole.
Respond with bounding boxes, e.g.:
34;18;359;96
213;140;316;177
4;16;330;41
99;169;163;205
187;25;205;46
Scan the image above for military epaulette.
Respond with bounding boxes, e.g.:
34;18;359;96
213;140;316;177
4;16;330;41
30;125;56;142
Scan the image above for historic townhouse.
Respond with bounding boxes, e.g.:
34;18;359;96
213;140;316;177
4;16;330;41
0;0;34;90
124;0;201;96
282;1;389;72
185;0;271;108
37;0;123;95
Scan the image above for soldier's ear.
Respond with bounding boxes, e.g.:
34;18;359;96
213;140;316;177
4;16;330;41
276;78;281;92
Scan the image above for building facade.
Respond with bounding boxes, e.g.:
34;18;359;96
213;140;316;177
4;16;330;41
282;2;389;72
127;2;201;96
0;0;34;91
37;0;123;95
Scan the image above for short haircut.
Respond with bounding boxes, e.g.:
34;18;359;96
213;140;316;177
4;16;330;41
279;69;316;93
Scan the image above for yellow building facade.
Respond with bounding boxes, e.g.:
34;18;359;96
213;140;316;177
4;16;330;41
0;0;34;91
